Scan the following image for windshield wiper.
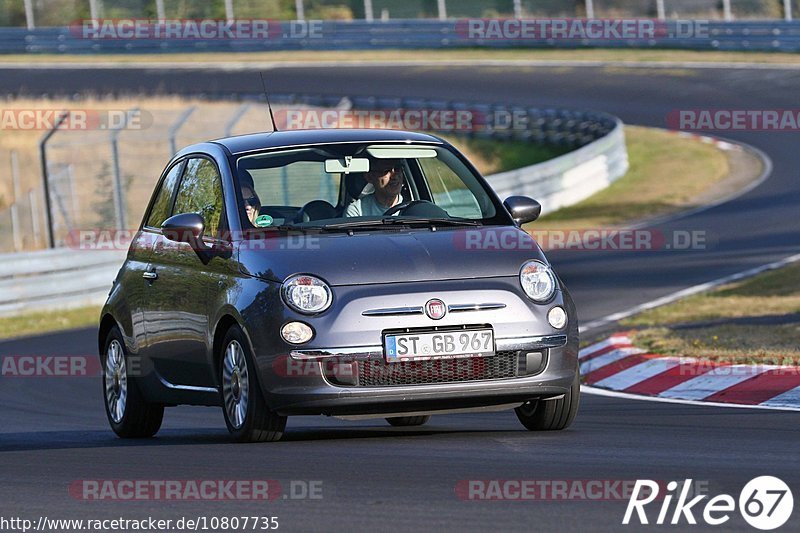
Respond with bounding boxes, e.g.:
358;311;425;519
320;217;482;231
398;217;483;227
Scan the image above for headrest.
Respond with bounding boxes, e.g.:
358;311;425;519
345;172;368;200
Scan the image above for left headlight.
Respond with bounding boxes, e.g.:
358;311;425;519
282;274;332;314
519;260;557;302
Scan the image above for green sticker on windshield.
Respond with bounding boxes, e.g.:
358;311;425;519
255;214;274;228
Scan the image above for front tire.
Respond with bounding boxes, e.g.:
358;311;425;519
386;416;430;427
515;374;580;431
220;326;286;442
102;326;164;438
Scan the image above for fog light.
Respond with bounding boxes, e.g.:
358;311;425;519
281;322;314;344
547;306;567;329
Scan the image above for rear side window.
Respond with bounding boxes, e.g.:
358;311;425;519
145;163;182;229
173;158;225;237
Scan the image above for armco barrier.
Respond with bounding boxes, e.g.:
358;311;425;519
4;20;800;54
0;248;126;316
488;118;627;211
0;97;627;317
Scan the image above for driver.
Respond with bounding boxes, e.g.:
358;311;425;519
345;159;404;217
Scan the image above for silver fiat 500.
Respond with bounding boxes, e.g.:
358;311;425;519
99;128;579;442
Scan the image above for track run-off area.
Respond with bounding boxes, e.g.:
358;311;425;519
1;62;799;531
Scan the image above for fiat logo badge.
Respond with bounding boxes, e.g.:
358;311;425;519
425;299;447;320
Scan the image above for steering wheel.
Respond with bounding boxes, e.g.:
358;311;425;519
382;200;436;217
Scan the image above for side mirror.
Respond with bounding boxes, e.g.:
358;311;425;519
162;212;205;244
504;196;542;225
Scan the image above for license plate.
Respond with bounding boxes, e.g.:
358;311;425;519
384;329;495;362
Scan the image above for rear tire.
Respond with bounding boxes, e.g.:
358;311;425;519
220;325;286;442
386;416;431;427
515;374;580;431
102;326;164;438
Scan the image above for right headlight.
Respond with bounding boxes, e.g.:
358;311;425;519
282;274;332;314
519;260;557;302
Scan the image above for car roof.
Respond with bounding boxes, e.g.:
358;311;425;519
209;129;445;155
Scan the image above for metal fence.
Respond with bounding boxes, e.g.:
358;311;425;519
4;19;800;54
2;0;798;28
0;95;628;314
0;94;625;253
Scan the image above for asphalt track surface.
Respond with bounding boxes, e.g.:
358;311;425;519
1;64;799;531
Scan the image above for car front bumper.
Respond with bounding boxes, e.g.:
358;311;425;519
261;333;578;416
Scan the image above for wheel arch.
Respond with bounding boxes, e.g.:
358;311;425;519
98;313;121;358
212;313;244;378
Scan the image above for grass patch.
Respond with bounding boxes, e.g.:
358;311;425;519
444;135;571;174
4;49;800;65
622;263;800;364
0;305;101;340
532;125;731;230
624;263;800;326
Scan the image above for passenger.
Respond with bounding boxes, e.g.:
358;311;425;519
345;160;405;217
241;185;261;226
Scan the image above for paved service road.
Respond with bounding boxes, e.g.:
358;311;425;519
1;64;799;531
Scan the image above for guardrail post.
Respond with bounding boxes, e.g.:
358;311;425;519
38;112;68;249
10;151;23;251
224;103;252;137
722;0;733;20
67;164;79;224
23;0;35;29
29;189;41;248
364;0;374;21
437;0;447;20
110;109;137;231
224;0;235;22
785;0;793;21
156;0;165;20
656;0;665;20
296;0;305;21
585;0;595;19
513;0;522;18
168;105;196;156
89;0;102;20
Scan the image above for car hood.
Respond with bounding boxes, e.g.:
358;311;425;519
238;226;547;286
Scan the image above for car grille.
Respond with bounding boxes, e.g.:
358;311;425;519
356;351;520;387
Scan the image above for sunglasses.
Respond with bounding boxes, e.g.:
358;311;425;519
243;195;260;208
369;164;403;175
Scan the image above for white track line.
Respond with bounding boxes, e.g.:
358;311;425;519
581;385;800;412
579;251;800;333
592;357;684;390
578;137;779;334
577;335;631;360
579;346;643;375
4;59;800;71
761;386;800;409
657;365;773;401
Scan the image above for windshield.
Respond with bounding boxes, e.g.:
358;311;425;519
234;143;507;232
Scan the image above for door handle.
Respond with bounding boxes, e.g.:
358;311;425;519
143;271;158;281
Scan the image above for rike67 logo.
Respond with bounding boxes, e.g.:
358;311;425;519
624;477;794;530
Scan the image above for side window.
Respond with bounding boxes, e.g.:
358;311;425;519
173;158;225;238
419;158;483;219
145;162;182;229
249;162;341;207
